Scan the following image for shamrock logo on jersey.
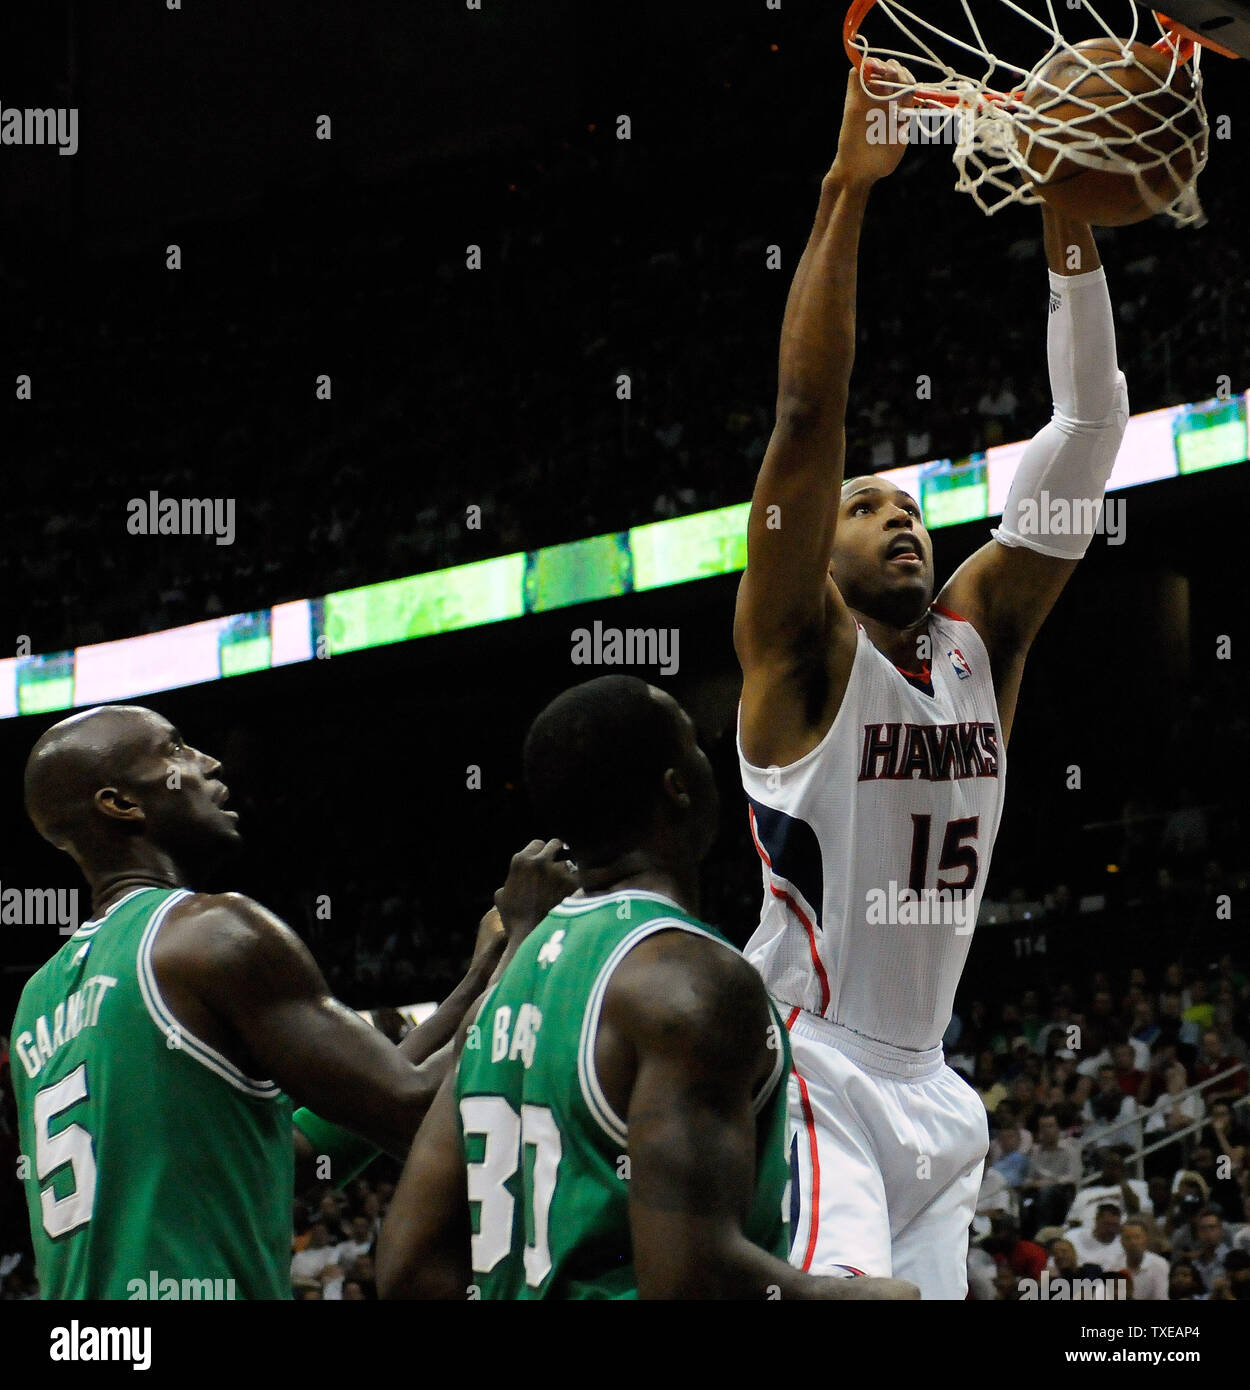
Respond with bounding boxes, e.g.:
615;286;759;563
537;930;566;967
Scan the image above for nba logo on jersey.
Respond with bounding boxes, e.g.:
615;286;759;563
947;647;972;680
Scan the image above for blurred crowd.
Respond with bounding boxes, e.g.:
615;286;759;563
3;126;1247;658
960;955;1250;1300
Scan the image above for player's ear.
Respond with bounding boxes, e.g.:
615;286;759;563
94;786;144;825
661;766;692;812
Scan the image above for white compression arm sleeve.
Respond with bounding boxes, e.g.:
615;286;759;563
992;265;1129;559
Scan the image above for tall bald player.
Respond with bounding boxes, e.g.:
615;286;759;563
735;65;1128;1296
11;704;564;1299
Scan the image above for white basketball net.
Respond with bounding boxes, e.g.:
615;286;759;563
849;0;1210;225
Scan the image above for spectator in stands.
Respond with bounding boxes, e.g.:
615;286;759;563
1143;1061;1203;1177
975;1051;1008;1112
335;1215;375;1270
1121;1218;1169;1300
983;1212;1047;1284
1047;1053;1077;1102
1082;1067;1140;1147
314;1190;350;1240
1037;999;1076;1057
1020;990;1045;1048
1195;1028;1248;1102
1070;1204;1127;1273
991;1122;1030;1191
1213;982;1247;1053
1141;1040;1183;1106
1212;1249;1250;1301
1131;999;1161;1049
1190;1145;1244;1223
1184;982;1216;1039
1147;1174;1172;1225
1186;1208;1233;1293
1021;1112;1080;1235
1111;1042;1147;1101
1167;1173;1211;1253
1069;1150;1148;1229
1044;1235;1079;1282
1168;1259;1206;1301
1158;992;1201;1052
1065;1070;1094;1118
291;1222;340;1286
1008;1073;1043;1132
1075;1024;1109;1078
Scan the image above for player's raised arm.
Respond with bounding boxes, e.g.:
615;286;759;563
613;932;917;1300
165;842;576;1165
376;1067;471;1299
937;208;1128;742
735;63;912;767
162;894;461;1158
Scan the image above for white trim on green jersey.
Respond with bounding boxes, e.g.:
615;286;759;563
69;887;154;939
576;913;786;1146
136;889;282;1100
550;888;685;916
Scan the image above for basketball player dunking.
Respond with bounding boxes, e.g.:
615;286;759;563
735;64;1128;1296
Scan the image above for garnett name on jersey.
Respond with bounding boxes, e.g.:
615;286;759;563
12;974;118;1081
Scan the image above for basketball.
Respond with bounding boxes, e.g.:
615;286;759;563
1016;38;1205;225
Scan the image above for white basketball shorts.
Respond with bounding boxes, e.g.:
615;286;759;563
783;1006;989;1299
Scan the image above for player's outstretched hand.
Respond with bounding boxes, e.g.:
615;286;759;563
469;906;507;971
493;837;577;945
832;58;916;186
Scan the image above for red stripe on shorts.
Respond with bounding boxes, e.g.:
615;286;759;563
792;1067;821;1273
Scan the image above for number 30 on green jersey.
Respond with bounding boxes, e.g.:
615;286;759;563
461;1096;561;1287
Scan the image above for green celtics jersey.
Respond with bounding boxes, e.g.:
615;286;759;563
10;887;293;1300
455;890;792;1299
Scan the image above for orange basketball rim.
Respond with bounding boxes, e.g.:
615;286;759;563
842;0;1240;110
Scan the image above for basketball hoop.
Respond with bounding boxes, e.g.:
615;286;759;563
842;0;1229;224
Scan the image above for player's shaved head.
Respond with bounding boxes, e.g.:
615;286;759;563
523;676;717;869
24;705;240;882
25;706;166;850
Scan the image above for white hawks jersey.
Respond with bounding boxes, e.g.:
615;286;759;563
739;606;1006;1052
